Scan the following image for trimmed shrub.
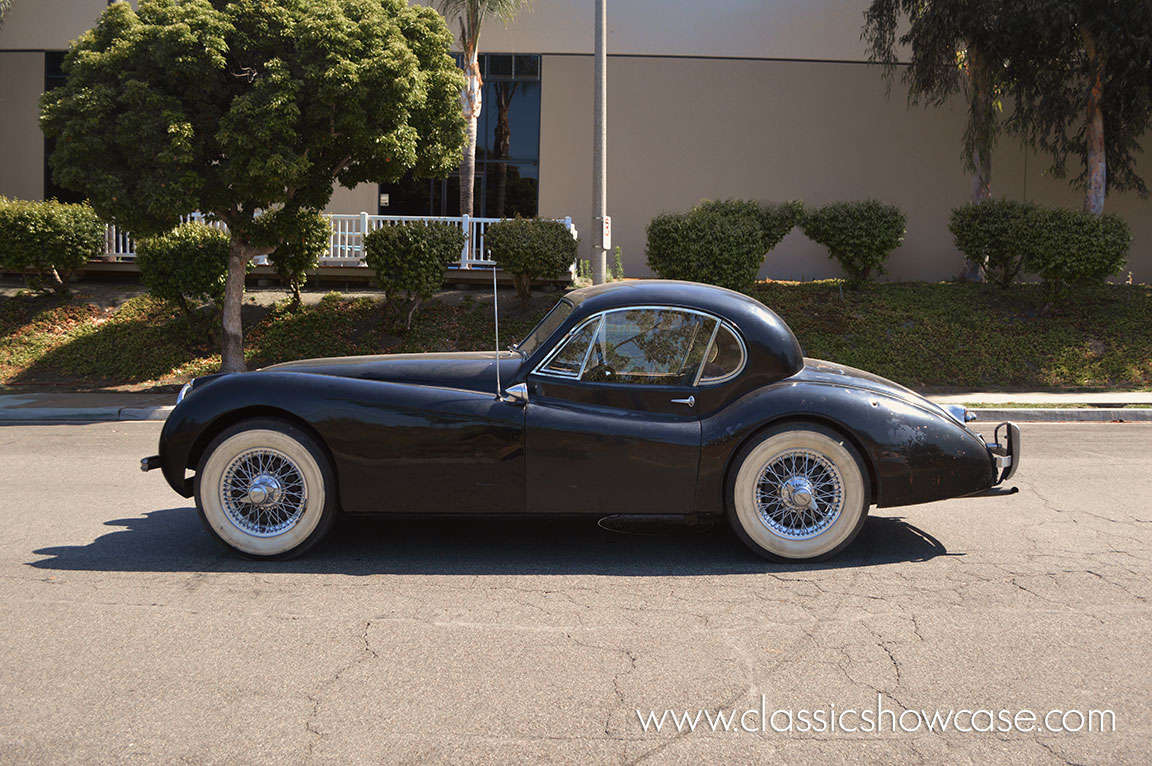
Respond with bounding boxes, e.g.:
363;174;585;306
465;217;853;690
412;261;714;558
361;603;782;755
759;200;805;252
136;223;230;340
949;199;1034;288
267;209;328;310
646;199;801;291
1025;207;1130;298
0;197;104;296
485;218;578;308
950;201;1130;295
364;222;463;328
801;200;906;286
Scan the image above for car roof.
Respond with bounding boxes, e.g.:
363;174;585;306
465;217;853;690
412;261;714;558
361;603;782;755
560;280;804;384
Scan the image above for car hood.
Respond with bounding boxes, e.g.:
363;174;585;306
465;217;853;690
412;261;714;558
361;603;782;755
261;351;523;394
794;358;947;415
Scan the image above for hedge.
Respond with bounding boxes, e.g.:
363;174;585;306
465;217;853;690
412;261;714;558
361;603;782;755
645;199;802;290
949;199;1034;287
136;223;231;338
364;222;464;327
484;218;578;307
0;197;104;296
951;200;1130;296
800;200;906;287
266;209;328;310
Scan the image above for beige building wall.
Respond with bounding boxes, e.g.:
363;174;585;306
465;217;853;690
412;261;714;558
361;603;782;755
435;0;870;61
0;52;46;201
539;54;1152;283
326;183;379;217
0;1;117;51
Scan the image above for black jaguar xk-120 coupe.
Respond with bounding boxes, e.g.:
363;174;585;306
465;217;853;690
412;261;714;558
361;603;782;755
142;280;1019;562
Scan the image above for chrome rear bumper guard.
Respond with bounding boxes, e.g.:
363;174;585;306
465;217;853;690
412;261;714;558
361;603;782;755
986;422;1021;485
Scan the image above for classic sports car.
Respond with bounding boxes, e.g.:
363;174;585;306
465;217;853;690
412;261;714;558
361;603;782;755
142;280;1019;562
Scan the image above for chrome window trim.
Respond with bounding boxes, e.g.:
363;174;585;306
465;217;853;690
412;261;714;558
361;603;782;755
691;320;722;386
695;321;748;386
576;316;605;378
531;305;748;385
536;315;602;378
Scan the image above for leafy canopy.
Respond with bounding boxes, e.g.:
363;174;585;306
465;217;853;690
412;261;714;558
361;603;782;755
999;0;1152;199
40;0;467;243
863;0;1009;180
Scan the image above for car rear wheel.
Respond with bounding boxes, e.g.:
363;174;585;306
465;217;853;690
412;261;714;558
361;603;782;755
727;422;870;562
194;418;337;559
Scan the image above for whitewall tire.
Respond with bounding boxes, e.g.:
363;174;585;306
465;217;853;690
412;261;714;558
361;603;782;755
195;418;337;559
727;422;870;562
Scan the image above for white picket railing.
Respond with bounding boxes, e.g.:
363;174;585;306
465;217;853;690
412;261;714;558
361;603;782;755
105;213;577;270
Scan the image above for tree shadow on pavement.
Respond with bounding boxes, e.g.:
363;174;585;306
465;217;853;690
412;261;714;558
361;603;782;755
28;507;957;576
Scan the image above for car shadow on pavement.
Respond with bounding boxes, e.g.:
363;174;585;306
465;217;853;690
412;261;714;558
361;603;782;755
28;507;958;575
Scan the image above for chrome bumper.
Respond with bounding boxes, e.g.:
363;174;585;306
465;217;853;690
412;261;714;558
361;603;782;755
986;422;1021;484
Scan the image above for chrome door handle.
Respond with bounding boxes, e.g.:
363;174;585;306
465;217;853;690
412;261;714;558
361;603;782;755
671;395;695;407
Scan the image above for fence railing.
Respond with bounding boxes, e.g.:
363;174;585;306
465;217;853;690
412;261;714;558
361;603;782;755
105;213;577;270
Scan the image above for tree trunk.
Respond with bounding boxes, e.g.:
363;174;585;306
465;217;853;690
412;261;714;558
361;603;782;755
961;50;994;283
493;82;517;218
458;49;482;217
221;236;255;373
1082;29;1106;216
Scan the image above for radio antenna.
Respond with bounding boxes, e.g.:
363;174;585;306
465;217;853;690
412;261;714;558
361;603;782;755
493;261;502;399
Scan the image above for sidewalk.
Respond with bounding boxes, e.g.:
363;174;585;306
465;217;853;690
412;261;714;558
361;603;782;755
0;389;1149;423
0;392;176;423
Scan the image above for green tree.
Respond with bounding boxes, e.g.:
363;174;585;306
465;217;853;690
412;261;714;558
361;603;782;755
40;0;466;372
999;1;1152;215
436;0;531;217
863;0;1009;281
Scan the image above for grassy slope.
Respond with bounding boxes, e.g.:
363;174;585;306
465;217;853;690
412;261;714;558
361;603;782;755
1;281;1150;391
749;281;1152;390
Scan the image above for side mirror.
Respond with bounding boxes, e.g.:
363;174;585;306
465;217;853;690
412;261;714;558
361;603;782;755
502;382;529;405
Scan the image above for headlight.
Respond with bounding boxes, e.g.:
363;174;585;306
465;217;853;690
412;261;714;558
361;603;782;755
177;380;195;404
942;404;976;424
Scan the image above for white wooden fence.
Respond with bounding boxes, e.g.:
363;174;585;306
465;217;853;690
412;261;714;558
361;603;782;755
105;213;577;270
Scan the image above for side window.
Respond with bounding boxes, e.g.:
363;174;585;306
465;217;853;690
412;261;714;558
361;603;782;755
582;309;715;386
539;318;599;378
698;323;745;383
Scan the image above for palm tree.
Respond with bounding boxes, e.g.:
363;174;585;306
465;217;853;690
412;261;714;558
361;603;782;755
436;0;530;218
0;0;13;29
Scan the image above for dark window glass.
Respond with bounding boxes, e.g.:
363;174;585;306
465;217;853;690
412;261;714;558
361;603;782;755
486;54;513;77
513;55;540;79
541;318;599;377
380;54;541;219
582;310;714;386
43;51;86;203
700;324;745;383
515;299;573;356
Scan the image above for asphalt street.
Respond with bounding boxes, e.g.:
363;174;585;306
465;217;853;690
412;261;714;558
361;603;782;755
0;422;1148;764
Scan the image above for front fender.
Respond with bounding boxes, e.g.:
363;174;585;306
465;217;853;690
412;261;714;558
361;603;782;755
158;371;527;514
697;381;997;513
157;372;351;497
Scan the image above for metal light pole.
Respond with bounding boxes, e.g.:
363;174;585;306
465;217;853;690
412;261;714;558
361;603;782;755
592;0;607;284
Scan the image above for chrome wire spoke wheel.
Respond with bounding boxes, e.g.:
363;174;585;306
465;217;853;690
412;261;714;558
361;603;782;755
755;449;843;540
728;424;869;561
195;420;337;559
220;448;308;537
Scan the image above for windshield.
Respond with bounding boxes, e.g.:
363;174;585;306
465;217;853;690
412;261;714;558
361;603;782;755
513;299;574;357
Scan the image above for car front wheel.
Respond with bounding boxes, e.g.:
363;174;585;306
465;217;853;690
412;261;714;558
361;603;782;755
727;422;870;562
194;418;337;559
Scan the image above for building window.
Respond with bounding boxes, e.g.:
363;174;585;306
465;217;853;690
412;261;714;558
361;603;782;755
44;51;86;204
379;53;541;218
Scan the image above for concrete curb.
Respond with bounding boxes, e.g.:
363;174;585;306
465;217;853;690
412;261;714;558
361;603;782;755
970;408;1152;422
0;405;174;423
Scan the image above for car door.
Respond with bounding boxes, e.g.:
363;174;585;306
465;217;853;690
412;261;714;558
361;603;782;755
523;307;717;515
